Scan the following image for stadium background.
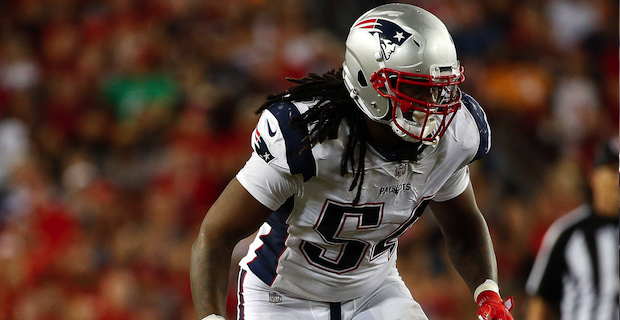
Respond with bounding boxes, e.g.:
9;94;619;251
0;0;617;319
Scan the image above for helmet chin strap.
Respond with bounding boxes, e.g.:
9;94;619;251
389;120;439;147
390;105;440;146
389;120;418;143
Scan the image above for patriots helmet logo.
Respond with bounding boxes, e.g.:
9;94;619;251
354;18;413;60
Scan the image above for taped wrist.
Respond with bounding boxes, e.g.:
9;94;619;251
474;279;500;302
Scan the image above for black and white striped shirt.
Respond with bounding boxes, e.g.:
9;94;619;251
526;205;619;320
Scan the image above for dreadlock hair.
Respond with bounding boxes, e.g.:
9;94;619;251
255;68;368;204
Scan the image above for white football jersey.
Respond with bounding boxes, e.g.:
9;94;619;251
236;93;490;302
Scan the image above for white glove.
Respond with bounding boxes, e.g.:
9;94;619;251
201;315;226;320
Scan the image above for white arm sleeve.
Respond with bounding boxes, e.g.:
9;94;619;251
433;166;470;202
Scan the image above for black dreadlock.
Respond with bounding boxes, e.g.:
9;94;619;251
256;68;368;204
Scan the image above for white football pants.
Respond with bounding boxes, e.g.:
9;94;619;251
236;268;429;320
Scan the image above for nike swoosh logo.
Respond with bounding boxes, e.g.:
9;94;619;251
267;122;277;137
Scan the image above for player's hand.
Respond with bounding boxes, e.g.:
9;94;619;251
476;290;514;320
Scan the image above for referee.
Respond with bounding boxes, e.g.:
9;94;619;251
526;136;619;320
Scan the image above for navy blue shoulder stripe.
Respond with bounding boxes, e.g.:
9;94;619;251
461;93;491;162
269;102;317;181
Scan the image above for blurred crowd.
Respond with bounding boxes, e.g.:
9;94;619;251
0;0;616;319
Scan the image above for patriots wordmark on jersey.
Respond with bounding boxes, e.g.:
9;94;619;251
235;94;490;302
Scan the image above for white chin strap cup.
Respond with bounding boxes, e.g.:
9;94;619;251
390;108;439;146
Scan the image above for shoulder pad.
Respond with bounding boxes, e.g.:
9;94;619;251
258;102;316;181
461;93;491;162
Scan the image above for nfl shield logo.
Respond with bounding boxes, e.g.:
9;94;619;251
395;163;406;178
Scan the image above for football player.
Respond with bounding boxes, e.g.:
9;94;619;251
191;4;514;320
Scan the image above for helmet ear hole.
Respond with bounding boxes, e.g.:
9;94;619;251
357;70;368;87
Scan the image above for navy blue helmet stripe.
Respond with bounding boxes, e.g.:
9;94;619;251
461;93;491;162
269;102;317;181
247;197;294;285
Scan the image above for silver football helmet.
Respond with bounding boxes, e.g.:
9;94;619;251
343;4;464;145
